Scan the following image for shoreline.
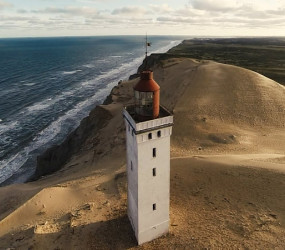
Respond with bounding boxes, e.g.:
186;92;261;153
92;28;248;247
32;53;168;181
0;41;183;187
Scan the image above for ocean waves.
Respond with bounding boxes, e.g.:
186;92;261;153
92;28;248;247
62;70;82;75
0;36;183;185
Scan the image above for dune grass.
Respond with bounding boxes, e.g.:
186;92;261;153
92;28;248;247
168;37;285;86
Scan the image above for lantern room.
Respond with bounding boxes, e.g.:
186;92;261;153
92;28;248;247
134;71;160;121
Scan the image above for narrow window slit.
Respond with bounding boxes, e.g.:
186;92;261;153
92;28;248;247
153;148;156;158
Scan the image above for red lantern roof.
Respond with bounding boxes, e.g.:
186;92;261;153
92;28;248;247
134;71;160;92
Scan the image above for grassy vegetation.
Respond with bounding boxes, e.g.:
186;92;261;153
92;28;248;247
167;37;285;86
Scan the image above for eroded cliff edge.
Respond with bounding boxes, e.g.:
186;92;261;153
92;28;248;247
35;105;113;178
34;52;174;179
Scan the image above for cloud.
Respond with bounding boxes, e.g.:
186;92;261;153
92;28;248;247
0;4;155;35
157;16;194;24
17;9;28;14
173;6;202;17
112;6;147;16
32;6;98;16
76;0;111;2
149;4;173;14
189;0;241;12
0;0;13;10
267;8;285;16
1;1;285;37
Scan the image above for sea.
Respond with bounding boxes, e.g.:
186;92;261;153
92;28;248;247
0;36;184;186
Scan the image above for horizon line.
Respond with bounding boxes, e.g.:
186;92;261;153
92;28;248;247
1;35;285;40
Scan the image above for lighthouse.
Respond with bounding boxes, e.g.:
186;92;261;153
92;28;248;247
123;70;173;245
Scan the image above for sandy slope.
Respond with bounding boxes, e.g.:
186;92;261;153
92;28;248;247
155;58;285;155
0;58;284;249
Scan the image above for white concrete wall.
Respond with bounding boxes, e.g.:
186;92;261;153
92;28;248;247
124;110;173;245
125;120;139;237
123;109;173;133
137;127;171;244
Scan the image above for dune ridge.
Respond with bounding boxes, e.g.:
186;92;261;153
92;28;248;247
154;58;285;156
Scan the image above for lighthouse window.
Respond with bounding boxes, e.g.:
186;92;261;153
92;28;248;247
153;168;156;176
128;124;130;132
131;161;133;171
153;203;156;211
148;133;152;140
157;131;161;137
153;148;156;157
135;91;153;117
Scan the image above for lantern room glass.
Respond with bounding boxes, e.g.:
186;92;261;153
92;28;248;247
134;91;153;117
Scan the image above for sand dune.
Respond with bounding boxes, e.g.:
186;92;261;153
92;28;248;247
154;58;285;156
0;57;284;249
162;59;285;127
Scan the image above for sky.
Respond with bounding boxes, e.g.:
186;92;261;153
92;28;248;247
0;0;285;38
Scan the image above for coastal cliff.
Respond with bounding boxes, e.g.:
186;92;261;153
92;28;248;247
34;81;136;180
35;105;113;178
34;52;178;179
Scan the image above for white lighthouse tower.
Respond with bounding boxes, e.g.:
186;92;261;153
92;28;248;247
123;70;173;245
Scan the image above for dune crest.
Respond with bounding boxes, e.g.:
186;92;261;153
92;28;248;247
152;58;285;155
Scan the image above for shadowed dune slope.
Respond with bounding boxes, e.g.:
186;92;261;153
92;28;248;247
153;58;285;154
158;58;285;127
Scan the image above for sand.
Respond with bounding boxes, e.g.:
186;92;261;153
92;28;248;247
0;58;284;249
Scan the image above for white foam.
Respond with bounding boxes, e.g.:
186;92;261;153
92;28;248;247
25;96;62;113
62;90;74;96
83;64;94;68
0;151;28;182
23;82;36;86
27;103;50;112
81;81;90;86
96;59;108;63
0;121;18;135
24;84;82;114
0;119;2;122
0;39;183;184
0;88;17;97
0;56;141;183
0;81;117;183
8;39;183;121
62;70;82;75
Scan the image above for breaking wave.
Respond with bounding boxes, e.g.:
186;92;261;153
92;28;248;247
0;37;183;185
